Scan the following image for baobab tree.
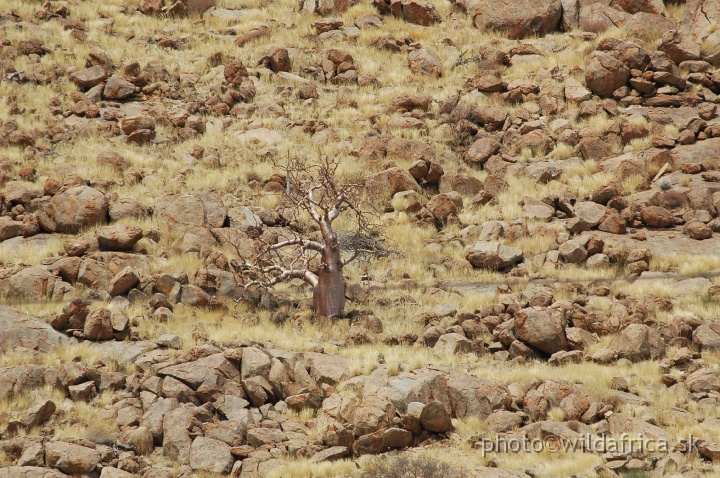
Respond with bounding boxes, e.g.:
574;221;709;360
235;156;381;317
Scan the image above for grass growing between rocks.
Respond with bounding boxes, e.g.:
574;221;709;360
266;458;359;478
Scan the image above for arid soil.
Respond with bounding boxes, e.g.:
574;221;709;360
1;0;720;477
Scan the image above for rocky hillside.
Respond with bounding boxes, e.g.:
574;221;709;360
2;0;720;477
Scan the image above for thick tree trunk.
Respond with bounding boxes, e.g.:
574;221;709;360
314;221;345;317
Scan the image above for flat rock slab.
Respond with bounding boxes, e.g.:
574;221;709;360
0;234;61;255
0;306;75;354
89;340;158;366
671;137;720;166
586;230;720;257
0;467;70;478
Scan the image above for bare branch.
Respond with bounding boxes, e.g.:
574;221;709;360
265;238;324;253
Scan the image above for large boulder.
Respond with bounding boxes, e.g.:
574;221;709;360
43;186;108;233
681;0;720;65
609;324;665;361
0;468;70;478
155;193;227;229
189;437;233;474
585;51;630;98
466;241;524;271
457;0;562;39
0;306;74;354
0;365;56;400
607;412;672;441
96;225;143;251
515;307;569;355
45;442;101;475
372;167;421;198
408;48;443;77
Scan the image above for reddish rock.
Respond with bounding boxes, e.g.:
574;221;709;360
103;76;136;100
684;220;712;240
585;51;630;97
224;60;248;84
44;186;108;234
69;65;108;89
461;0;562;39
408;47;442;77
640;206;676;228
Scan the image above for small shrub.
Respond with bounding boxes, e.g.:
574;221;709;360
361;455;463;478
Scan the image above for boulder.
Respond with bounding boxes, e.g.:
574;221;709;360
466;137;501;165
640;206;676;228
156;193;226;229
108;267;140;297
103;76;136;100
0;306;74;354
426;194;458;225
408;47;442;77
681;0;720;65
515;308;569;355
7;267;56;299
84;309;114;341
685;220;712;240
585;51;630;98
372;167;421;198
96;225;143;251
438;173;483;196
419;400;453;433
45;442;101;475
391;0;441;25
692;323;720;349
44;186;108;233
466;241;524;270
0;468;70;478
607;412;672;441
0;216;24;241
569;202;606;232
609;324;665;361
189;437;233;474
433;333;473;355
69;65;107;89
460;0;562;39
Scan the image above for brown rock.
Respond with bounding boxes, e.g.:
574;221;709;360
189;437;233;474
408;47;442;77
84;309;114;340
96;225;143;251
396;0;441;26
466;241;524;270
96;151;128;171
120;115;155;135
463;0;562;39
45;442;101;474
224;60;248;84
44;186;108;234
263;47;291;73
109;267;140;297
609;324;665;360
585;52;630;98
515;308;569;355
598;213;626;234
69;65;108;89
103;76;136;100
640;206;676;228
419;400;453;433
0;216;24;241
466;137;500;165
426;194;458;225
684;220;712;240
438;173;482;196
372;167;421;198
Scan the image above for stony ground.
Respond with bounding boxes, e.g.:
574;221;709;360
2;0;720;477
